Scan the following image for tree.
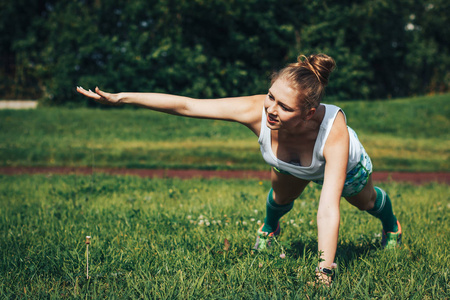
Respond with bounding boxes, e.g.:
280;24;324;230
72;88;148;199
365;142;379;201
2;0;449;104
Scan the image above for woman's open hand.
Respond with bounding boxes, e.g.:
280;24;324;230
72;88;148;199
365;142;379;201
76;86;121;106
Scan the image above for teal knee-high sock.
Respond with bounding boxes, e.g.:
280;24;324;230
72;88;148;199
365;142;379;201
367;186;398;233
262;189;294;233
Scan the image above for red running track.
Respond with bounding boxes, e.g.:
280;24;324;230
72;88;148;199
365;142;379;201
0;166;448;185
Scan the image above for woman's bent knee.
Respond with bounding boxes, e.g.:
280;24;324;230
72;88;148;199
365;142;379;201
344;177;377;211
272;189;299;205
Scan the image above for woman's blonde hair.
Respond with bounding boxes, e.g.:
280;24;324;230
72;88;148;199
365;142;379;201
271;54;336;110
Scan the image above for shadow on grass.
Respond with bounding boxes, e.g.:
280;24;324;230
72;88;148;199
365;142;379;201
287;238;380;266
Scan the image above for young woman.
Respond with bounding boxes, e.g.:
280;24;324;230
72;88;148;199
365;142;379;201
76;54;401;285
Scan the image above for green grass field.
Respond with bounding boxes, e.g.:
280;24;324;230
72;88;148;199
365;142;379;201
1;174;449;298
1;93;449;171
1;94;449;298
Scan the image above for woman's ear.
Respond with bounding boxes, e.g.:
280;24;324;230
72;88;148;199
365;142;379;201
305;107;316;120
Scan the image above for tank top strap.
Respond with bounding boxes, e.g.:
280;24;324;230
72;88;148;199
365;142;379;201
258;108;268;143
316;104;346;157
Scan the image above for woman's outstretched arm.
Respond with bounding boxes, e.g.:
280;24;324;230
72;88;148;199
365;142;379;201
76;86;265;134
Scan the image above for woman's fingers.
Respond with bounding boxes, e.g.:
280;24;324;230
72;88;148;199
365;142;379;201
94;87;111;99
77;86;120;105
76;86;101;100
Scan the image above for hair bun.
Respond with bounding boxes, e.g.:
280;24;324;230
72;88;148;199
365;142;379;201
271;53;336;109
298;54;336;86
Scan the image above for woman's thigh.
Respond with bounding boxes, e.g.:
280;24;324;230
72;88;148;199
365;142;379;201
271;168;310;205
344;175;377;211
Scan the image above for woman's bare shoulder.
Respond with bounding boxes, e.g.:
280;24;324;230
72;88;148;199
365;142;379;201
236;94;265;135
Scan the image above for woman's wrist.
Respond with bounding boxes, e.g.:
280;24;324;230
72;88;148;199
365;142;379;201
116;92;127;104
315;266;334;275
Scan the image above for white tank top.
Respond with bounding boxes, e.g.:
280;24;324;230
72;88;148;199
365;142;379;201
258;104;364;181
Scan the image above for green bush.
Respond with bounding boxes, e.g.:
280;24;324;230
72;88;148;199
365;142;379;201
1;0;449;104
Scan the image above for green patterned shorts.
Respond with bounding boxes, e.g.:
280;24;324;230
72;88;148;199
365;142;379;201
312;150;373;197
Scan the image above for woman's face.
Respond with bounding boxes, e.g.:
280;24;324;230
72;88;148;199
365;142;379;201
264;79;311;131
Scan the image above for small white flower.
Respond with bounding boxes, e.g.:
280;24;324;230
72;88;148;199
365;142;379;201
198;220;204;226
254;209;258;214
250;218;255;222
236;221;239;225
187;215;192;219
212;220;217;225
199;215;204;220
242;221;247;225
290;219;294;224
257;220;262;225
206;222;210;226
